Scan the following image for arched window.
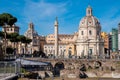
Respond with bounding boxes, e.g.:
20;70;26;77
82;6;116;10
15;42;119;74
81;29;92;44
81;31;84;35
89;30;92;35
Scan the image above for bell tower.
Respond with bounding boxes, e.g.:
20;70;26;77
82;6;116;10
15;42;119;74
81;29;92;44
29;22;34;30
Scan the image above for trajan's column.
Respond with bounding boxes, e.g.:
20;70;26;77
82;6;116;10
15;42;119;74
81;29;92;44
54;17;59;58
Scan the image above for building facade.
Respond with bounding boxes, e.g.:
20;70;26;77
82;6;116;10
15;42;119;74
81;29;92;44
101;32;112;57
118;23;120;51
22;22;40;54
101;32;109;53
2;24;19;34
76;6;104;58
108;33;112;53
2;24;20;54
112;28;118;52
44;33;77;58
39;35;46;51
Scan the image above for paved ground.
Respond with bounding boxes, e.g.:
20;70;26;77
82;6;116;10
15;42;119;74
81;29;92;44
98;79;120;80
18;77;120;80
45;77;120;80
0;73;17;79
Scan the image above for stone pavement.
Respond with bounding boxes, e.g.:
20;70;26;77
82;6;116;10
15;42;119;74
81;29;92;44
0;73;17;80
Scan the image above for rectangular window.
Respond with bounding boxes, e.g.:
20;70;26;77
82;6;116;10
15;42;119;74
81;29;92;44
89;49;92;55
89;30;92;35
97;31;99;35
81;31;83;35
7;28;9;31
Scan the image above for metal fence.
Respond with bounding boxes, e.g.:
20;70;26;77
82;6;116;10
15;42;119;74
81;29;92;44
0;61;20;74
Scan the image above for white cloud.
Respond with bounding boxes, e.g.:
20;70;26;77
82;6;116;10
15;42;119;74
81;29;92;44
20;0;68;35
99;7;120;33
101;16;120;32
23;0;67;21
20;0;120;35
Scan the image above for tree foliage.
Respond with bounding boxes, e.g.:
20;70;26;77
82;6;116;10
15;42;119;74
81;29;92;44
0;31;4;38
6;47;14;54
22;37;32;44
9;33;19;42
0;13;17;59
33;50;47;58
17;35;32;44
0;31;12;39
17;35;25;41
16;35;32;54
0;13;17;26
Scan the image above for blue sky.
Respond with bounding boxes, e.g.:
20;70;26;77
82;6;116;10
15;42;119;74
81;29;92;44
0;0;120;36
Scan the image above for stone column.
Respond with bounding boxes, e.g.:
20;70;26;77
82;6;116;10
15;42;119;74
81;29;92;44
54;17;59;58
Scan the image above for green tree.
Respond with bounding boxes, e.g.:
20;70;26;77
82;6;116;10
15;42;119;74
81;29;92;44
9;33;19;56
0;31;4;38
0;13;17;26
0;13;17;57
17;35;26;43
22;37;32;54
33;50;47;58
17;35;32;55
9;33;19;48
16;35;25;55
6;46;14;59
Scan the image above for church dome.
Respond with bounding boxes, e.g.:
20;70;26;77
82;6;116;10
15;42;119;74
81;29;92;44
79;6;101;28
24;22;38;39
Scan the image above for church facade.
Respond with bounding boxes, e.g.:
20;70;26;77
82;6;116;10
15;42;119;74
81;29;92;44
23;22;40;54
76;6;104;58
